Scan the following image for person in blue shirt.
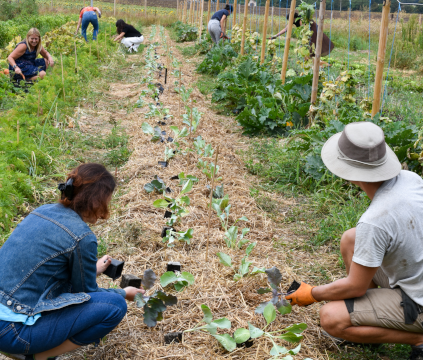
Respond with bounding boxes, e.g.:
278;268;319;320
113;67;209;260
208;5;233;44
0;163;144;360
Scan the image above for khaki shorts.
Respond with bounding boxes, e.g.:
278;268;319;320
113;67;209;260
346;268;423;333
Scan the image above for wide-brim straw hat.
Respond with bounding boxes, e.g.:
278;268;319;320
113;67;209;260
321;121;401;182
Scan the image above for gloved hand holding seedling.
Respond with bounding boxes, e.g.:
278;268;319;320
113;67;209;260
285;281;317;307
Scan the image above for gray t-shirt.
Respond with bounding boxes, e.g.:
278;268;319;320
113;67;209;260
353;170;423;305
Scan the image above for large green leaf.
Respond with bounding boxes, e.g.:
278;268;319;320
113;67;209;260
277;300;292;315
234;328;250;344
283;323;307;334
263;302;276;325
180;179;193;195
270;344;289;356
181;271;195;285
160;271;178;287
248;322;264;339
212;317;231;329
142;122;154;135
153;199;170;208
216;252;232;267
278;331;303;343
255;301;271;314
213;334;236;352
289;343;301;355
245;242;256;256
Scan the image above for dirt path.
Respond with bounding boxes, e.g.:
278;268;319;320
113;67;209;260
58;27;335;360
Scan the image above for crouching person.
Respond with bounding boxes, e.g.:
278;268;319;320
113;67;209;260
113;20;144;53
286;122;423;360
0;163;144;360
7;28;54;82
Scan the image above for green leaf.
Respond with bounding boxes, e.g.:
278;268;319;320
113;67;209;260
142;122;154;135
265;267;282;288
278;331;303;343
255;301;271;314
204;322;218;334
212;317;231;329
239;258;252;276
216;252;232;267
251;267;266;275
160;271;178;287
141;269;157;290
180;195;190;205
270;344;289;356
144;182;155;193
263;302;276;325
248;322;264;339
201;304;213;324
288;343;301;355
238;216;248;222
134;293;147;308
212;334;236;352
233;273;242;281
245;242;256;257
180;271;195;285
153;199;170;208
180;179;193;195
284;323;307;334
277;300;292;315
170;125;180;137
234;328;250;344
155;291;178;306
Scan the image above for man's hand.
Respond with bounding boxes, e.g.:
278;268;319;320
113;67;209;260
96;255;112;275
286;282;318;306
124;286;145;301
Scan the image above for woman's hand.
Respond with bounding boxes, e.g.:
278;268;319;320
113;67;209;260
124;286;145;301
14;66;22;76
46;56;54;68
96;255;112;276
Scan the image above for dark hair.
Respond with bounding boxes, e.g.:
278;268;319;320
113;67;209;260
80;7;84;14
225;4;233;13
116;19;130;34
59;163;116;221
286;12;301;27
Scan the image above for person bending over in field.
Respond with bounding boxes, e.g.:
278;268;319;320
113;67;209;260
269;12;334;65
7;28;54;82
75;6;102;42
286;122;423;360
0;163;144;360
208;4;233;44
113;19;144;53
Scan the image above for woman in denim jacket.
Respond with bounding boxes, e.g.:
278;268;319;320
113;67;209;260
0;163;144;360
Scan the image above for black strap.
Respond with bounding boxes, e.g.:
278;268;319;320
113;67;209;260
400;289;420;325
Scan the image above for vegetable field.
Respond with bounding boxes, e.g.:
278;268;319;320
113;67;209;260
1;0;423;359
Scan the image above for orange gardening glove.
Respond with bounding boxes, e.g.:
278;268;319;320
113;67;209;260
285;282;318;306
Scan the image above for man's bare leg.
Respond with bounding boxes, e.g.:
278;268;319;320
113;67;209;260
320;301;423;346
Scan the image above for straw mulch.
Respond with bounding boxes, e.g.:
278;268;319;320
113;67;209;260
59;28;340;360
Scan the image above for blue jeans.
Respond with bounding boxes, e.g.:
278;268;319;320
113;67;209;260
81;11;99;41
0;292;126;355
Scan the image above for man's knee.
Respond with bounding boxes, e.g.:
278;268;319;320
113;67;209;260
320;301;352;336
340;228;356;254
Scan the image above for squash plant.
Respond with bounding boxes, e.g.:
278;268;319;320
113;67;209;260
134;269;178;327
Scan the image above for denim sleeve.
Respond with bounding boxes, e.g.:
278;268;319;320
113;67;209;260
69;233;126;299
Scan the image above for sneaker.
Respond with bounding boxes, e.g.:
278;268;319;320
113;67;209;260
409;347;423;360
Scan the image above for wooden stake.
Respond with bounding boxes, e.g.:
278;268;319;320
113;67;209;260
281;0;296;83
240;1;249;55
260;0;270;65
17;119;19;144
207;0;211;24
206;146;219;261
114;0;116;16
233;0;237;28
74;42;78;74
188;0;193;25
61;53;66;101
183;0;188;22
372;0;391;117
145;0;147;18
199;0;204;40
311;0;327;104
177;0;179;20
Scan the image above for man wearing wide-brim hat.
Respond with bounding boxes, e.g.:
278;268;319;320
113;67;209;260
286;122;423;360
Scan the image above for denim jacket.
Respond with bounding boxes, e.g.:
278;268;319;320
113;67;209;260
0;204;125;316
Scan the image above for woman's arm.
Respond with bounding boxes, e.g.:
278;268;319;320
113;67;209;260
114;32;125;41
40;47;54;67
94;7;102;17
220;14;227;35
7;43;27;76
75;17;82;35
269;25;288;39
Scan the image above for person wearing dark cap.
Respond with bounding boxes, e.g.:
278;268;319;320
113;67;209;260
268;12;334;58
286;122;423;360
208;4;233;44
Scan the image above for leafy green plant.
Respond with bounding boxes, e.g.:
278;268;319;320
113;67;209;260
172;21;198;42
193;136;214;157
134;269;177;327
160;270;195;291
216;242;264;281
182;107;202;133
141;122;162;142
145;175;167;194
212;195;248;232
197;159;221;181
197;44;238;76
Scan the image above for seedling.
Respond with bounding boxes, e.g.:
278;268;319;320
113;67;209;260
197;159;221;181
193;136;214;157
134;269;177;327
162;228;194;247
142;122;162;142
177;172;199;186
223;226;250;249
212;195;248;232
160;270;195;291
161;226;175;238
182;107;202;133
216;243;265;281
144;175;167;194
